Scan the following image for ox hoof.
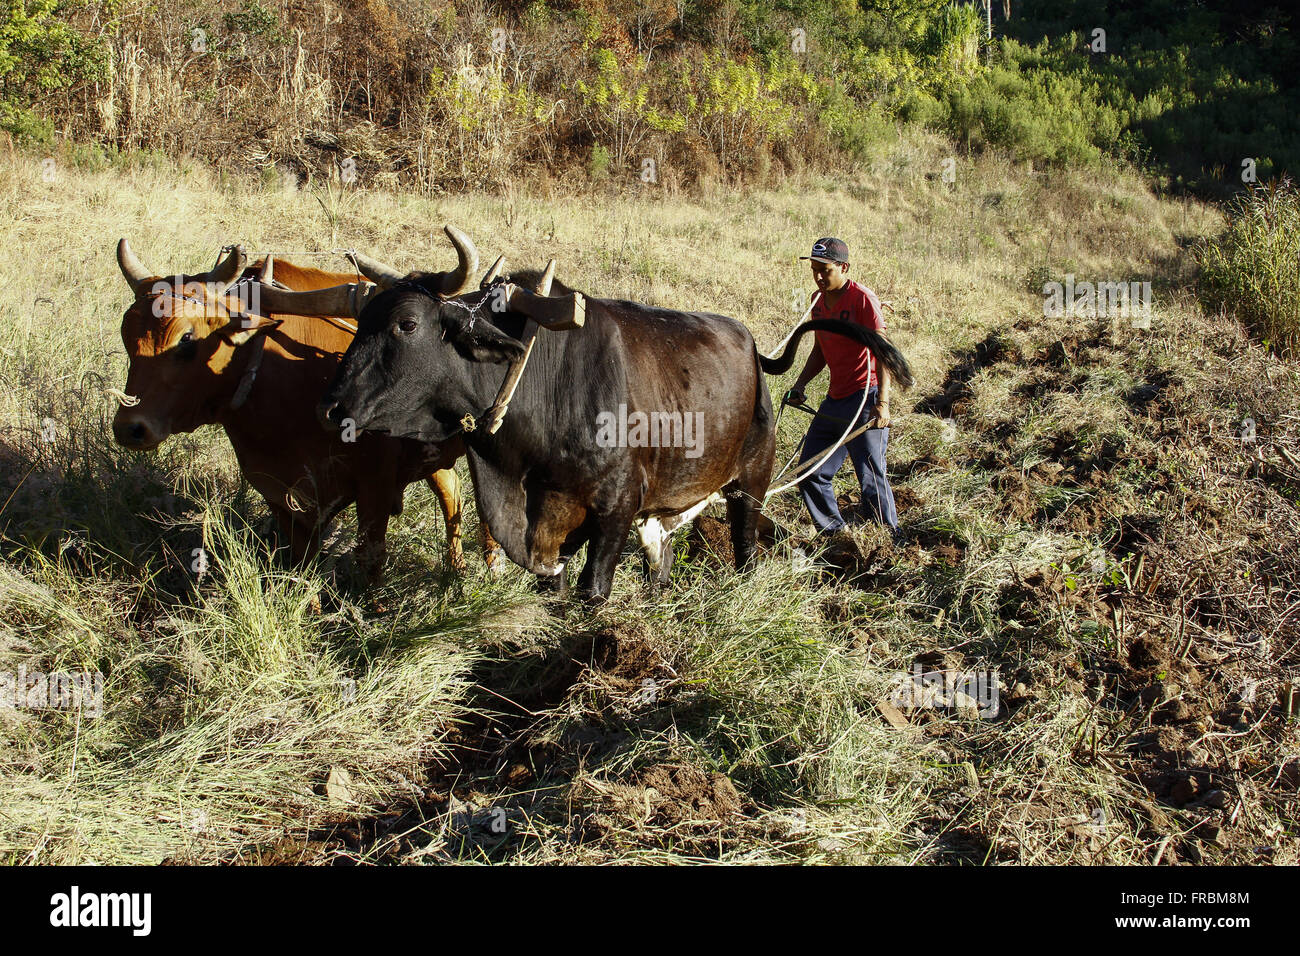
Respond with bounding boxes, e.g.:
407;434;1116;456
640;541;675;593
485;549;506;575
576;587;611;608
535;568;569;599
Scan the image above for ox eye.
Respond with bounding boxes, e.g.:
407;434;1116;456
398;319;417;334
176;330;197;359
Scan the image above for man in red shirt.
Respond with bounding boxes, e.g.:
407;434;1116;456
785;237;899;534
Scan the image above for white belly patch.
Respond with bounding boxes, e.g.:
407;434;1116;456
633;493;724;569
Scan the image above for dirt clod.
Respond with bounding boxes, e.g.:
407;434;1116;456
638;764;742;825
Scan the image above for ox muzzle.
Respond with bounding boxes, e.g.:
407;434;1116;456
112;408;166;450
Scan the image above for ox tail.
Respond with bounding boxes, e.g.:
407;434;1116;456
759;319;914;390
751;343;773;427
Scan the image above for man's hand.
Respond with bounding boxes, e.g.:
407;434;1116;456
784;386;807;406
872;399;891;429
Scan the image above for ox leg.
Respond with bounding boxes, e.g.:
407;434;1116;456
577;512;635;603
650;538;676;591
354;486;395;588
425;468;466;572
265;505;295;562
537;529;589;599
268;503;324;564
728;394;777;572
536;563;569;598
526;490;590;598
636;517;675;592
482;521;504;574
539;517;603;596
726;488;764;571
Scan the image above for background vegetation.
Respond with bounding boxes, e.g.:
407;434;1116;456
1197;179;1300;355
4;0;1296;193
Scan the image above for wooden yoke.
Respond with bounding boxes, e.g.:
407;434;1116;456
486;260;575;434
250;280;379;319
497;282;586;331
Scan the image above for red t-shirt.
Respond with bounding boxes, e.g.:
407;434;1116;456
812;280;886;399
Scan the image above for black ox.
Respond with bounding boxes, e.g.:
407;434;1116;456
267;259;913;601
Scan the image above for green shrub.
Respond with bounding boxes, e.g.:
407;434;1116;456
221;0;286;42
928;40;1127;166
574;48;684;171
1197;178;1300;355
0;100;54;144
588;143;610;182
675;51;815;174
897;87;945;127
7;0;1295;189
1000;6;1300;186
922;1;983;74
0;0;107;106
817;82;898;160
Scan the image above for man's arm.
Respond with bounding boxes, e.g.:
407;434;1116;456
873;362;891;428
861;288;891;427
786;342;826;404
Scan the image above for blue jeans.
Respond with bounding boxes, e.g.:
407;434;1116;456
796;387;898;533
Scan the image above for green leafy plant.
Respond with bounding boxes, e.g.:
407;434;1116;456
588;143;610;182
575;48;684;171
676;51;814;175
0;0;106;135
1197;178;1300;355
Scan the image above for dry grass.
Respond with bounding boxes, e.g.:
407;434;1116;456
1;127;1295;865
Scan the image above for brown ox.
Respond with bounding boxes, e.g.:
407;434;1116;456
110;228;499;581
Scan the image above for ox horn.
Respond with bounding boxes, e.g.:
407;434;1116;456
117;238;154;293
480;255;506;289
343;224;477;294
436;224;479;296
196;244;247;294
348;250;406;289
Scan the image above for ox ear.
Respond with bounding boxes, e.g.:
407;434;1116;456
217;313;281;347
440;309;527;364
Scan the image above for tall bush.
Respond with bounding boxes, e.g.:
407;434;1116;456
0;0;106;137
1198;178;1300;355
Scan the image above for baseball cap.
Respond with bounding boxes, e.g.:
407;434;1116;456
800;237;849;265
